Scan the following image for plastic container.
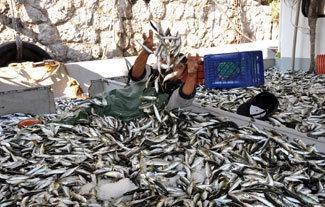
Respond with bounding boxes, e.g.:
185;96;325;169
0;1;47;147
316;54;325;74
203;51;264;89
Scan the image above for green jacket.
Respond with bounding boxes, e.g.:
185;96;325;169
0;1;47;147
61;81;170;124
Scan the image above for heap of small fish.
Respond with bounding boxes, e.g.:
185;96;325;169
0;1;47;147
0;102;324;206
196;69;325;140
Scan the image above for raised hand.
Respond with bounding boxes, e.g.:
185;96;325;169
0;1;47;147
142;29;155;53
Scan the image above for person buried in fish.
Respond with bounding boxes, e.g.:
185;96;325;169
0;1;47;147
60;29;200;124
130;30;199;110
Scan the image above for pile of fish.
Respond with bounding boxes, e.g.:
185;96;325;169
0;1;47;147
0;104;324;206
196;69;325;140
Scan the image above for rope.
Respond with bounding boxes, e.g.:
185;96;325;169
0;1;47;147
7;0;23;62
16;35;23;62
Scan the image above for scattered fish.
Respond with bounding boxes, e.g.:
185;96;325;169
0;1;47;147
0;98;324;206
196;69;325;140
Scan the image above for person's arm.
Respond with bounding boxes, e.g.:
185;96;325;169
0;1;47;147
181;54;199;96
131;30;155;80
165;54;199;110
182;72;197;96
131;50;150;80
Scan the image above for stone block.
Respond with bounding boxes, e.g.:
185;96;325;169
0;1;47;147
149;0;166;20
20;5;47;23
82;28;99;43
57;22;82;42
47;1;73;24
37;24;59;45
132;1;150;21
67;43;92;61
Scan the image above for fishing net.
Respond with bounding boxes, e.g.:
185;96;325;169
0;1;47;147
59;81;169;124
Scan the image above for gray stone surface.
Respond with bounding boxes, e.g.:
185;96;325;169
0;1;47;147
73;0;83;9
132;1;151;21
47;1;73;24
0;22;4;32
36;24;59;45
0;28;18;42
48;43;68;60
0;0;8;13
0;0;279;62
20;4;47;23
72;8;93;26
82;28;99;43
67;43;93;61
149;0;166;20
57;22;82;42
91;44;102;59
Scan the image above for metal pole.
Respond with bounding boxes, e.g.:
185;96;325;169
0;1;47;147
292;0;302;73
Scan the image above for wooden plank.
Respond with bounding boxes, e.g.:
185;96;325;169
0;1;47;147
0;86;56;115
188;102;325;153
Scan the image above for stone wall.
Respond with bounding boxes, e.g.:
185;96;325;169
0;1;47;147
0;0;279;62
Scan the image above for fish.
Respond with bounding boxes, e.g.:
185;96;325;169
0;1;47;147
124;57;132;86
136;39;153;54
0;95;324;206
149;20;164;36
195;70;325;140
137;20;183;100
140;96;157;101
163;70;183;83
152;104;161;122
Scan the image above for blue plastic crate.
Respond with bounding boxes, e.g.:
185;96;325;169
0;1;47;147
203;51;264;89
